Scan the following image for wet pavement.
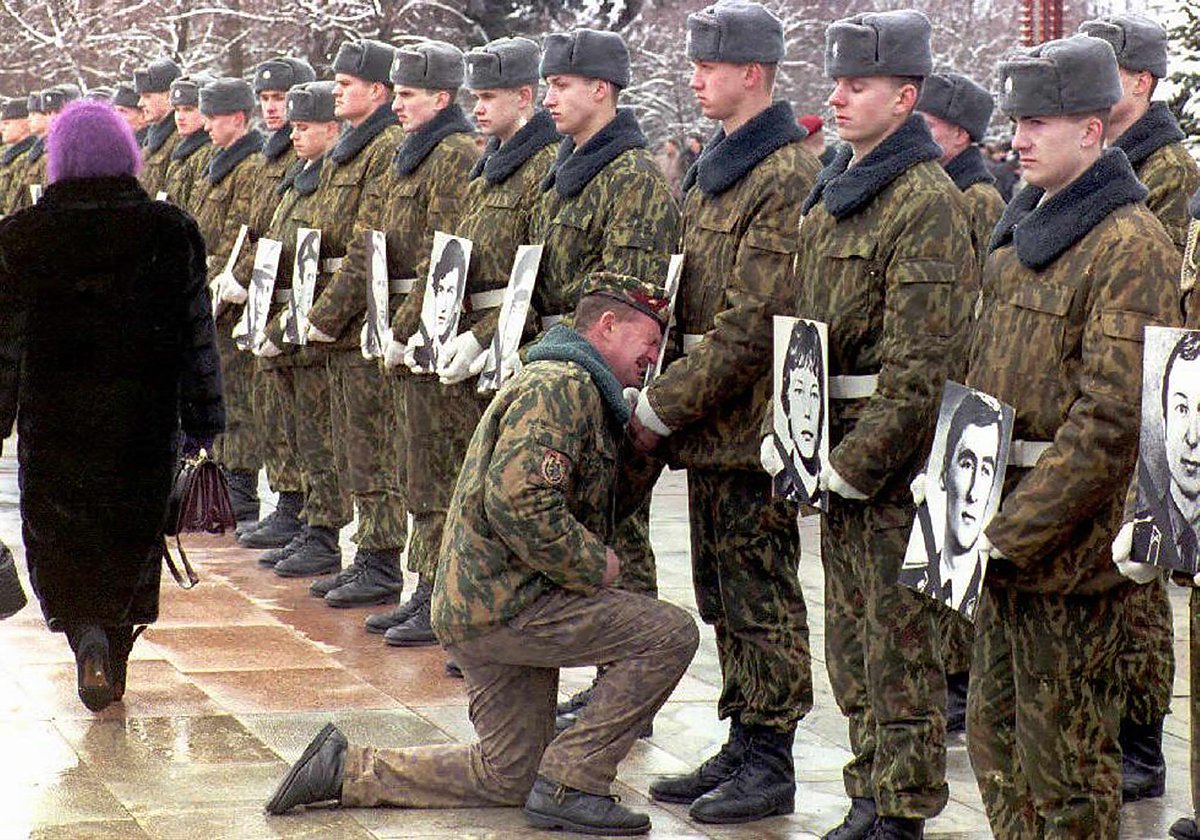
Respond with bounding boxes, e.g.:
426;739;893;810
0;458;1190;839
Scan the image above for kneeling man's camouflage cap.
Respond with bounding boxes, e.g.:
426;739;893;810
391;41;464;91
465;37;541;90
580;272;672;327
332;39;395;85
287;81;337;123
134;58;182;94
825;9;932;79
917;71;994;142
199;78;255;116
541;30;630;89
686;1;785;65
1078;14;1168;79
998;35;1121;117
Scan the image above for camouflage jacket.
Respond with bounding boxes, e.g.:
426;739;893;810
10;142;46;212
528;108;680;322
232;135;298;288
793;115;977;499
139;115;177;199
970;150;1182;595
305;105;403;353
944;146;1005;274
645;101;820;472
0;138;35;215
162;132;213;213
1114;101;1200;254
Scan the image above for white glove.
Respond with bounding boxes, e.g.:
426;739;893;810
307;323;335;343
404;333;425;373
978;532;1006;562
498;349;523;383
819;464;868;501
383;330;406;370
622;387;641;414
218;273;247;305
760;436;784;478
256;337;281;358
910;473;927;507
468;345;494;377
360;322;372;360
439;332;485;385
634;393;671;436
1112;522;1158;584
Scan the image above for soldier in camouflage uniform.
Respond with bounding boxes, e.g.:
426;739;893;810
235;56;318;552
162;75;214;212
0;93;42;215
1077;13;1200;804
11;85;79;213
135;58;182;199
265;273;698;838
286;39;404;582
963;37;1182;839
189;78;266;525
628;3;817;825
110;83;147;147
914;70;1005;736
0;98;34;215
791;12;977;840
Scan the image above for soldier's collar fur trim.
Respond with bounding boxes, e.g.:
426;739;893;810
279;157;324;197
144;113;176;157
471;109;559;184
393;103;474;177
26;135;45;163
206;129;264;186
1114;101;1185;170
989;148;1148;271
329;103;397;166
170;130;210;163
1;135;34;166
263;127;294;162
682;100;803;197
526;324;631;425
944;145;994;192
801;114;941;220
542;108;647;199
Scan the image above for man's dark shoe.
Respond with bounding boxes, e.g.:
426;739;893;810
383;580;437;646
364;596;422;635
867;816;924;839
649;719;749;804
264;723;347;815
445;659;463;678
105;625;145;702
274;526;341;578
226;469;260;526
310;565;360;598
523;775;649;836
689;725;794;824
821;797;877;840
946;671;968;734
1120;717;1166;802
325;550;403;607
239;491;304;548
1171;817;1200;839
67;624;113;713
259;529;307;568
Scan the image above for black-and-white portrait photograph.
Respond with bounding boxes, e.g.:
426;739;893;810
899;381;1014;619
478;244;542;393
769;316;828;507
1134;327;1200;574
234;237;281;351
210;224;249;320
643;254;684;387
413;232;472;374
285;227;321;345
361;230;389;359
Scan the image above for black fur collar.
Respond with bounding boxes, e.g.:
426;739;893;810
292;158;324;196
471;109;559;184
542;108;647;199
1;135;34;166
206;129;264;186
170;130;210;162
144;113;176;156
1114;101;1186;170
944;145;995;192
801;114;942;220
330;103;398;166
682;100;803;197
989;149;1148;270
26;136;44;163
393;103;474;177
263;127;294;162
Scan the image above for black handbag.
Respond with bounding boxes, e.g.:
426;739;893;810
162;453;237;589
0;539;26;620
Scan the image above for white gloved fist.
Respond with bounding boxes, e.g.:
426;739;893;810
359;322;372;360
383;330;405;370
307;323;335;343
468;345;494;377
634;393;671;437
760;436;784;478
256;337;282;358
498;349;523;384
1112;522;1158;584
438;332;485;385
910;473;927;507
978;533;1006;562
404;333;425;373
622;387;641;414
218;273;247;305
819;464;868;501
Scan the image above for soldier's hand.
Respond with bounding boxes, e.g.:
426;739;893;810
622;387;640;413
468;346;493;377
498;349;523;384
1111;521;1134;564
910;473;927;506
307;323;336;343
977;533;1006;562
602;547;621;588
359;322;374;360
629;393;667;453
1112;522;1158;584
404;333;425;373
218;273;248;305
255;336;282;358
383;330;406;369
819;464;868;501
438;332;485;385
760;435;784;477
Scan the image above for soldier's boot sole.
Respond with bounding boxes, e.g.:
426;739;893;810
239;520;303;549
325;587;402;608
690;797;794;825
383;633;439;648
523;808;649;836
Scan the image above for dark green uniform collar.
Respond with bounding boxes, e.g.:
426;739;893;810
470;109;559;185
541;108;647;199
1113;101;1186;170
682;100;803;197
393;103;473;176
207;129;264;186
170;130;211;162
329;103;398;166
944;144;995;192
144;113;176;156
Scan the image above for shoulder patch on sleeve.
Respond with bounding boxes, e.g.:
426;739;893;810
540;450;570;486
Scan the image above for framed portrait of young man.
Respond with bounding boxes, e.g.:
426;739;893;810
769;315;829;508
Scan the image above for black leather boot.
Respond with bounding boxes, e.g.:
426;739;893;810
523;775;650;836
239;491;304;548
689;725;795;824
364;593;424;635
822;797;877;840
259;528;307;568
226;469;260;525
1171;817;1200;839
1121;717;1167;801
325;549;403;607
649;719;749;804
264;723;347;815
310;564;360;598
274;526;341;578
383;579;436;646
868;816;924;839
105;624;145;702
946;671;968;734
67;624;113;713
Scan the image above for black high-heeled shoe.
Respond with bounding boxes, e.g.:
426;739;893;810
68;624;113;712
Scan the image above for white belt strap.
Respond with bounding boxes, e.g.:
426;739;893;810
469;289;506;310
389;277;416;294
829;374;879;400
541;314;565;330
320;257;343;272
1009;439;1051;468
681;333;703;353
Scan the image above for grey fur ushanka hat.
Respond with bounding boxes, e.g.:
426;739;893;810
998;35;1121;117
917;71;994;142
824;9;933;79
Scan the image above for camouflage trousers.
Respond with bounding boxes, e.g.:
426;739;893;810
612;492;659;598
967;582;1130;840
254;357;302;494
327;351;406;550
688;469;810;731
340;588;698;806
292;351;351;529
937;605;974;676
211;325;261;474
822;498;948;818
1116;575;1174;725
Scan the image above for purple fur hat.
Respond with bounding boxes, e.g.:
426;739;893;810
47;100;142;184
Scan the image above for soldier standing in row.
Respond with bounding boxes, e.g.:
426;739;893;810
965;35;1181;838
633;2;818;825
0;98;33;215
163;74;214;212
0;93;39;215
135;58;182;198
13;85;79;212
793;11;977;839
110;83;146;146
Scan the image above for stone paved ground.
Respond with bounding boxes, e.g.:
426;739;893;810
0;462;1189;838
